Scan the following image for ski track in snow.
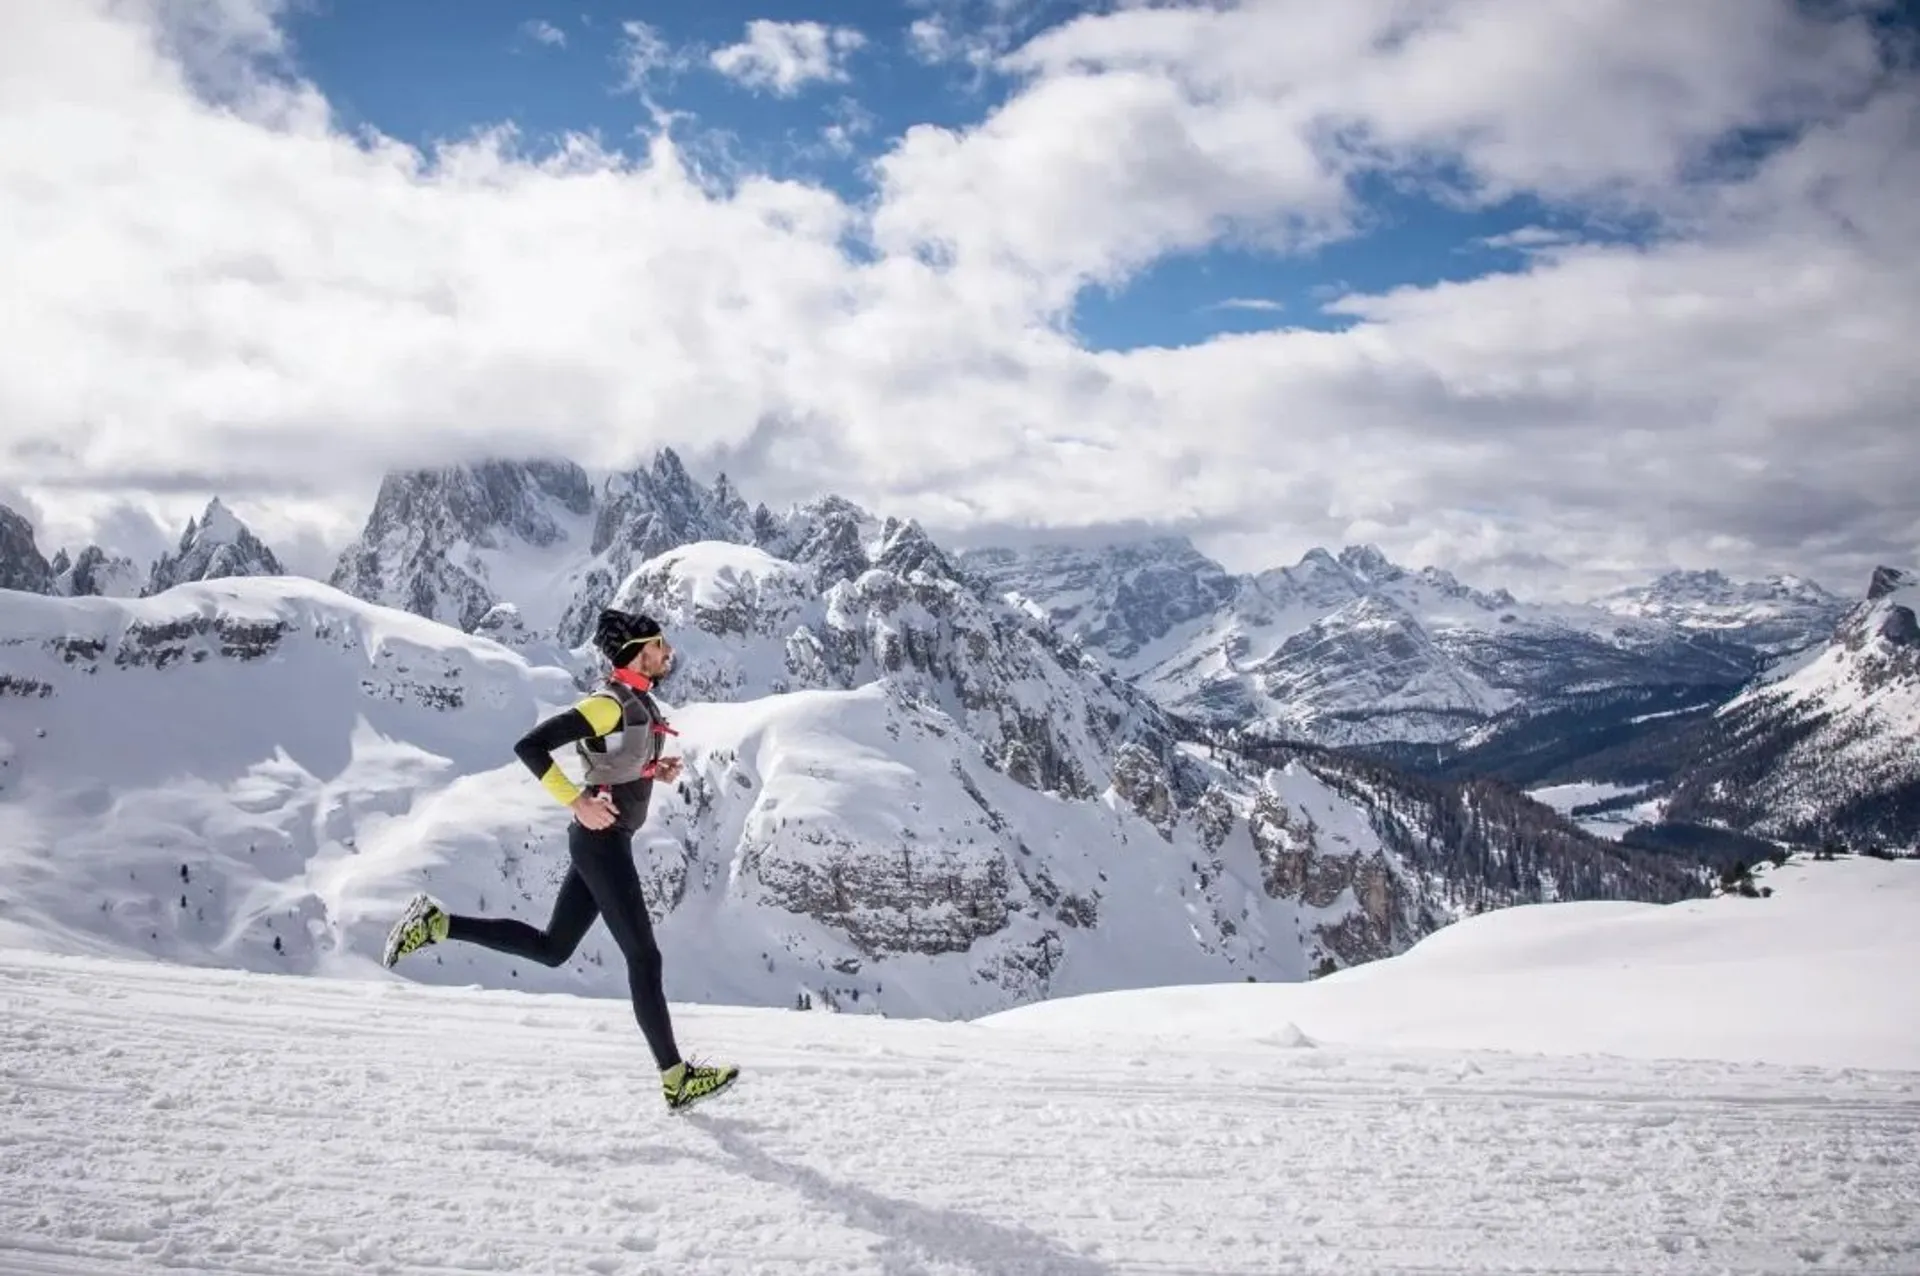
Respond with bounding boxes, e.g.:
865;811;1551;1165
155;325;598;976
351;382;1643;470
4;952;1919;1275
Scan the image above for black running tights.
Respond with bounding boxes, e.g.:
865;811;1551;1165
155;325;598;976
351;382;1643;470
445;821;681;1071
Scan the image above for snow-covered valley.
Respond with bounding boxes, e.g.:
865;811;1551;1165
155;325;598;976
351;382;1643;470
3;853;1915;1274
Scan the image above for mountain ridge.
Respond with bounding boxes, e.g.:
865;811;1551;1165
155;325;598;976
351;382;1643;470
0;554;1707;1018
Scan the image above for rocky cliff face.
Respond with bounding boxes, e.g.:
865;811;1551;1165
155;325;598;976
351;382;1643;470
50;546;143;598
329;459;597;635
963;536;1240;662
0;505;53;595
144;498;284;596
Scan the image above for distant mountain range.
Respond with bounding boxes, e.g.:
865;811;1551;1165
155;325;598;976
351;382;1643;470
960;538;1846;749
2;448;1911;922
0;526;1703;1020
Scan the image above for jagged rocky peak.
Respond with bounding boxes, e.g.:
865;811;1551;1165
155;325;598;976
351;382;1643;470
51;545;143;598
591;447;750;560
1868;565;1913;602
333;458;594;579
330;458;603;637
144;498;283;596
874;516;959;581
394;459;593;545
552;450;759;648
0;503;53;594
958;532;1240;662
1335;543;1400;582
763;495;881;584
1847;565;1918;650
1247;546;1367;612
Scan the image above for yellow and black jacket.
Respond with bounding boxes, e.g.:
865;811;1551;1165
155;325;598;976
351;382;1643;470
513;680;674;833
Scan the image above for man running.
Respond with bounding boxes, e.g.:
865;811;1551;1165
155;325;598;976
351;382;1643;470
382;608;738;1113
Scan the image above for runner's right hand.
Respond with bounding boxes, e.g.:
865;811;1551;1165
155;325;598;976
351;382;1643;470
572;790;618;829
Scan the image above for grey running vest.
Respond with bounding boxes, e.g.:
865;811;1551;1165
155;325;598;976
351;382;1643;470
576;681;666;788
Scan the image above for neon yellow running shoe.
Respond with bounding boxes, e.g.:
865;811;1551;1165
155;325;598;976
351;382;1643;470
382;893;449;967
662;1058;739;1112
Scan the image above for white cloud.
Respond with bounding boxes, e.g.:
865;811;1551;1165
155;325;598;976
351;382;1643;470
710;19;866;97
1207;298;1284;313
519;19;566;50
906;17;957;65
616;19;697;101
820;96;876;158
1;0;1915;601
904;0;1050;78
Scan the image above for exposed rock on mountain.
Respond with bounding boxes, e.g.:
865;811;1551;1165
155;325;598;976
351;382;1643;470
0;505;53;595
1594;569;1848;655
964;537;1759;748
963;536;1239;662
553;451;757;648
329;459;597;634
144;498;284;596
50;546;143;598
606;533;1708;984
608;534;1160;807
1663;567;1920;847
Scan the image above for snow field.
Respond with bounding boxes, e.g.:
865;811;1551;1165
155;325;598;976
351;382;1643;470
4;946;1919;1275
987;856;1920;1072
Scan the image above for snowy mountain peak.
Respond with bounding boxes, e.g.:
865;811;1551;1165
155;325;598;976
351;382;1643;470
761;494;880;584
51;545;142;599
331;457;630;643
1842;566;1918;649
1595;566;1847;656
957;534;1239;663
0;503;53;595
1867;565;1913;603
874;516;959;581
1335;543;1399;582
968;535;1765;746
196;496;245;543
144;498;283;596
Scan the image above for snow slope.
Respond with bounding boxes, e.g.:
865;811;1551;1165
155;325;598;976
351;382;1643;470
1526;780;1667;840
987;854;1920;1071
3;854;1917;1273
0;577;579;968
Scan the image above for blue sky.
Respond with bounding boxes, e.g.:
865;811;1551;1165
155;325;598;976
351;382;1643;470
277;0;1657;351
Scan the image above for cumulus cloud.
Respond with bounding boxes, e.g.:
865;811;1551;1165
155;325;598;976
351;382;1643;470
518;19;566;50
0;0;1915;600
710;19;866;97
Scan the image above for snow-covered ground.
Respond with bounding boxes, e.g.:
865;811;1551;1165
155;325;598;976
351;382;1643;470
4;855;1917;1274
1526;780;1666;839
988;854;1920;1071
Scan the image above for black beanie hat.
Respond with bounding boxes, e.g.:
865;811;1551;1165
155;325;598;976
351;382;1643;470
594;608;661;663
